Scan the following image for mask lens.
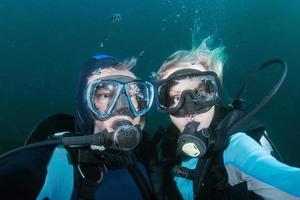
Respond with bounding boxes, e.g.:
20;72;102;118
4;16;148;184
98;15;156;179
157;73;220;112
190;75;219;102
158;80;181;109
126;81;153;115
90;81;119;115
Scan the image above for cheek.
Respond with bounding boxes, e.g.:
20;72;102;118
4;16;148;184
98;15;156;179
170;115;188;133
194;106;215;130
95;102;106;112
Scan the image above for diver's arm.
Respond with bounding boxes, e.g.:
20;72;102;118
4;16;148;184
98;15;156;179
223;132;300;200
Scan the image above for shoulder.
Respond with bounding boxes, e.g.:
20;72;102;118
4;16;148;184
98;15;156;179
0;145;55;177
36;146;75;200
222;131;285;181
221;132;269;186
47;146;74;167
0;146;55;199
223;132;267;164
222;133;300;199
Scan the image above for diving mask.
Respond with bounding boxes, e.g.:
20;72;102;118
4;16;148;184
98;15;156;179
86;75;154;120
156;69;222;117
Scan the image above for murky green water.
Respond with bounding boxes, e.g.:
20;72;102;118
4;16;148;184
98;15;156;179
0;0;299;166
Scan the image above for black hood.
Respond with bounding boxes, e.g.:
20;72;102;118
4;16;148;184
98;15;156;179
75;54;119;134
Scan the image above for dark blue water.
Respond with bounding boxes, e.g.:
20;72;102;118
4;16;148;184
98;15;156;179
0;0;299;167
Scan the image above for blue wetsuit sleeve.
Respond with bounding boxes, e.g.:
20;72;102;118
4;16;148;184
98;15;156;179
37;146;74;200
223;132;300;200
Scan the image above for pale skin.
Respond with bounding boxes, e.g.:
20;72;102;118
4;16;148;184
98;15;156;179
160;63;216;133
87;68;141;133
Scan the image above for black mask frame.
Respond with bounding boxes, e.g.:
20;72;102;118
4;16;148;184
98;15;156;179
155;69;222;116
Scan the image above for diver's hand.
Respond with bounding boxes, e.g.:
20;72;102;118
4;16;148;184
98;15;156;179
182;121;200;135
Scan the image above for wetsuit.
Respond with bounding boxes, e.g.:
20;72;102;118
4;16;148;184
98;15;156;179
149;109;300;200
0;114;153;200
0;142;152;200
174;132;300;200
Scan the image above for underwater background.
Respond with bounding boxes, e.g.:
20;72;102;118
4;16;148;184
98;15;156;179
0;0;299;167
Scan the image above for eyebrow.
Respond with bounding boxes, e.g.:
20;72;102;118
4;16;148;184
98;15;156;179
95;88;112;93
169;90;181;96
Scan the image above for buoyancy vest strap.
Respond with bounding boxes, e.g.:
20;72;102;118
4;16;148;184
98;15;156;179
127;164;153;200
75;163;105;200
172;165;194;180
193;158;212;199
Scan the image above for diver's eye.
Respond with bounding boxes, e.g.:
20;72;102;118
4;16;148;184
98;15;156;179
95;92;113;102
129;92;138;98
173;96;181;105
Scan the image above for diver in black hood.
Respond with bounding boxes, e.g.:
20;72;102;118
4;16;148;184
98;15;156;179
149;38;300;200
0;54;155;200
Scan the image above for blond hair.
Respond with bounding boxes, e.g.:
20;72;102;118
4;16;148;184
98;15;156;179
116;57;138;70
91;57;138;76
156;37;227;82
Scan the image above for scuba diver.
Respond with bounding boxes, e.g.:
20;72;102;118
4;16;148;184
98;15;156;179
0;54;155;199
149;38;300;200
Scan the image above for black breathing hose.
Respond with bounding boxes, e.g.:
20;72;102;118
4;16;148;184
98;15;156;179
0;123;140;161
223;59;288;145
0;132;110;161
0;140;61;161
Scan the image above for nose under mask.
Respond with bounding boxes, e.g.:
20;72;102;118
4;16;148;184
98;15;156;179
172;94;212;118
109;93;136;119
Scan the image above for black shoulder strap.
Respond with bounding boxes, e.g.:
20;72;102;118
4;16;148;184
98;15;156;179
127;164;154;200
25;113;75;144
72;149;106;200
74;163;105;200
192;157;213;199
151;125;184;200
